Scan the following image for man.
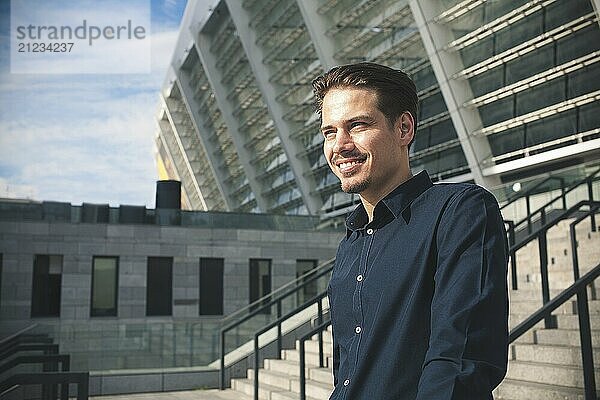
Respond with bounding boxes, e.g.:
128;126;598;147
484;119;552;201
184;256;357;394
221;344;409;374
312;62;508;399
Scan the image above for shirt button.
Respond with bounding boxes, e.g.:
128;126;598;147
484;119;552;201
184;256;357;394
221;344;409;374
355;326;362;334
366;228;374;235
343;379;350;386
356;274;363;282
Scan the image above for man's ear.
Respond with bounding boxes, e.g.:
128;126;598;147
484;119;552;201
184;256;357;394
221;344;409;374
395;112;414;146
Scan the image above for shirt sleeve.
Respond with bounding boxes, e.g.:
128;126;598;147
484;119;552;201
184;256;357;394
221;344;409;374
416;186;509;400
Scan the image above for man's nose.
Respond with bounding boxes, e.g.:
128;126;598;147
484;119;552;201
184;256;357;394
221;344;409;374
333;130;354;153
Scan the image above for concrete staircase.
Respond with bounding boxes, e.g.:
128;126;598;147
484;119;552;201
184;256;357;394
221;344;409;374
218;218;600;399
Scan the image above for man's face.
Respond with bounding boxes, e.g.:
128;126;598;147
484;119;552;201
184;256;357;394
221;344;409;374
321;87;408;203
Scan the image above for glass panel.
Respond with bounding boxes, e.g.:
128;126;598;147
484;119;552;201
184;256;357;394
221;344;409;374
526;109;577;146
489;127;525;156
479;96;513;126
545;0;592;31
556;25;600;65
469;67;504;98
568;63;600;99
91;257;118;317
495;12;543;55
579;102;600;132
419;92;446;120
506;44;553;84
429;118;457;147
516;78;565;116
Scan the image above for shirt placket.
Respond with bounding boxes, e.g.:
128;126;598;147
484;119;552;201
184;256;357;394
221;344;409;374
342;227;375;396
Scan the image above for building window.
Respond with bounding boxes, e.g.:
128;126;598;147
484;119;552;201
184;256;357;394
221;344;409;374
31;255;62;317
249;259;271;313
296;259;318;305
146;257;173;316
91;256;118;317
199;258;224;315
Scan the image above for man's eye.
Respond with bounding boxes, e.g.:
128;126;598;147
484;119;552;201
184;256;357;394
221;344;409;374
350;121;366;129
323;130;335;139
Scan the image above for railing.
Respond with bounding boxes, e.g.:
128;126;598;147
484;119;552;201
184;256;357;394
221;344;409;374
252;291;328;400
507;200;599;306
507;168;599;236
219;259;334;389
0;325;89;400
500;175;567;219
220;257;334;327
509;202;599;400
299;319;330;400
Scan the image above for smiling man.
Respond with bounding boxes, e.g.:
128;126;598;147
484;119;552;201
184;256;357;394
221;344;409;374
312;62;509;400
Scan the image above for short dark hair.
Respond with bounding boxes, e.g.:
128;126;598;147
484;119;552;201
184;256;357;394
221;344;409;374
312;62;419;139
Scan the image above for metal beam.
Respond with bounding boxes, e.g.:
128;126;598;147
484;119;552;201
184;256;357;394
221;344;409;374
189;13;271;212
224;0;323;215
409;0;500;189
592;0;600;28
295;0;341;70
175;73;235;211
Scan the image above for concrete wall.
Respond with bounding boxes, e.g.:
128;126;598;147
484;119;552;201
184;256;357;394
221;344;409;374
0;218;342;372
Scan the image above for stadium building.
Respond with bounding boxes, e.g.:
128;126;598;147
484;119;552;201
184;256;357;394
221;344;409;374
155;0;600;223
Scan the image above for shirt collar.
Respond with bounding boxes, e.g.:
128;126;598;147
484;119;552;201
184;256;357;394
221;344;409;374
345;170;433;235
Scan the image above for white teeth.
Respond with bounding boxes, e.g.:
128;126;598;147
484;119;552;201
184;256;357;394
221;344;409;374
339;161;360;170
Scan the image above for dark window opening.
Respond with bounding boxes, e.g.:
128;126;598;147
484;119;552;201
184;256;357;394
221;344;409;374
146;257;173;316
199;257;224;315
31;255;62;317
249;259;271;313
296;259;318;306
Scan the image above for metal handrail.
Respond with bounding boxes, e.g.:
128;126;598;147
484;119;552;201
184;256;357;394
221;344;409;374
506;200;600;292
251;291;328;400
507;201;599;399
500;175;566;212
220;257;335;325
219;261;334;389
511;168;600;234
299;319;331;400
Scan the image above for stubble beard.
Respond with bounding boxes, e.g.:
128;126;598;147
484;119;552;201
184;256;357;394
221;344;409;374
341;176;370;194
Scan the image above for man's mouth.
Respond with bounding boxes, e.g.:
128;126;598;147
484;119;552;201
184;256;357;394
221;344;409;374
335;155;367;174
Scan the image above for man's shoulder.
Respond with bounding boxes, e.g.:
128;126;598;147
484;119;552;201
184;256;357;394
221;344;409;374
418;182;499;213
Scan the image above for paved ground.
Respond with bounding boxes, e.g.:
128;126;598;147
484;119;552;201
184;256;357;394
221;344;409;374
91;389;248;400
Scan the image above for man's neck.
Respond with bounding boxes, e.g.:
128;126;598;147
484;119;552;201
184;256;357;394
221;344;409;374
361;171;413;223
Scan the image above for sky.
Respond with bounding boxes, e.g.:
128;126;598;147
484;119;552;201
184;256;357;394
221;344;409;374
0;0;189;208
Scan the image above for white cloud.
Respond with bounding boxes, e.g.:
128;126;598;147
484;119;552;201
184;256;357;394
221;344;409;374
0;25;180;207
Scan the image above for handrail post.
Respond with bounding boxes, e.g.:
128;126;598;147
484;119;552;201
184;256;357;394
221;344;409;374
538;230;553;328
277;300;282;359
577;288;596;400
254;334;259;400
526;196;532;234
559;177;566;209
317;298;324;368
588;178;596;231
507;221;518;290
300;339;306;400
220;330;225;389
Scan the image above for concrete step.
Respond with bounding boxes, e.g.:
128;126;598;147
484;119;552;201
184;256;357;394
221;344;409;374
231;377;286;400
495;378;592;400
282;347;325;365
505;360;600;388
535;328;600;346
290;376;333;399
511;343;600;366
248;368;293;391
296;337;333;355
557;313;600;330
271;390;320;400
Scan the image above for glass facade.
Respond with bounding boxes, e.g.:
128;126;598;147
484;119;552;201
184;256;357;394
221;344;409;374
91;256;118;317
155;0;600;221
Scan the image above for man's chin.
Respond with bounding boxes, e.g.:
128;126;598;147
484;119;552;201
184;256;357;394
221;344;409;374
341;179;370;194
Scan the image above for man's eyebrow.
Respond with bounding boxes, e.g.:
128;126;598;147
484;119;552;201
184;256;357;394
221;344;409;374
320;115;376;131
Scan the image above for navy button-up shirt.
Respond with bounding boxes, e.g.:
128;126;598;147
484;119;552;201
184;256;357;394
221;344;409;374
328;171;508;400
